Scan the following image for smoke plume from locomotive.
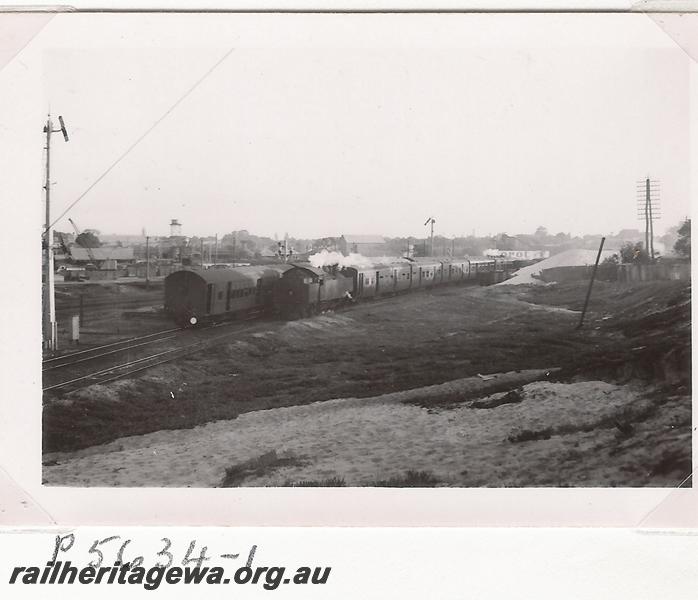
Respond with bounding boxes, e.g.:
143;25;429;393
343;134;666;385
309;250;408;269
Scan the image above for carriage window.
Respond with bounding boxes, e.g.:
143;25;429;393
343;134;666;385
226;282;232;310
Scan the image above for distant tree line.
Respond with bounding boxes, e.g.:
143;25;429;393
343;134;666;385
75;231;102;248
602;218;690;265
63;218;692;264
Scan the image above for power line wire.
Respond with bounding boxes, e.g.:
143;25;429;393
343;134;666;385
45;46;235;233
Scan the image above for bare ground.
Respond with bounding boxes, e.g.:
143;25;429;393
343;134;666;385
52;280;168;350
42;279;691;487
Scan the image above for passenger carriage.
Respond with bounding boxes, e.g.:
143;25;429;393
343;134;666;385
391;261;414;293
468;258;504;285
408;258;443;288
164;265;290;327
445;258;470;283
344;261;414;299
342;265;378;299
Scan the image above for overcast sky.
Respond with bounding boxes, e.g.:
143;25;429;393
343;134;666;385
3;13;692;239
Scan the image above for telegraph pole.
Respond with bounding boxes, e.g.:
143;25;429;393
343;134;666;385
145;235;150;289
648;182;655;259
637;177;660;261
42;114;69;352
644;178;649;254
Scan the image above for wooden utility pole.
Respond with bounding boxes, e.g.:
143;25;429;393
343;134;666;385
42;114;69;352
145;235;150;289
637;177;660;261
577;237;605;329
644;178;650;256
647;180;655;259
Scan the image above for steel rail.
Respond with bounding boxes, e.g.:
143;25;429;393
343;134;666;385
42;327;181;364
42;345;189;392
43;318;263;393
42;333;181;371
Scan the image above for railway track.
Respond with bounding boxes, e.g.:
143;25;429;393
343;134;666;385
42;314;263;395
42;327;182;371
43;282;489;397
43;283;478;396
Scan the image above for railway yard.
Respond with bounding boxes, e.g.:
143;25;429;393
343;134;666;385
42;274;691;488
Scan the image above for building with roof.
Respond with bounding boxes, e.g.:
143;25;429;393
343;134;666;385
69;246;135;266
339;234;386;257
484;249;550;260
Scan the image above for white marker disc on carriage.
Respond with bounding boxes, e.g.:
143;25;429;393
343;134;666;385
189;317;197;325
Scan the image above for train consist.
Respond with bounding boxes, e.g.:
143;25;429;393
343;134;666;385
164;257;513;326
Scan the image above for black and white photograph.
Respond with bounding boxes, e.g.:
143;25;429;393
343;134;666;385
14;11;693;488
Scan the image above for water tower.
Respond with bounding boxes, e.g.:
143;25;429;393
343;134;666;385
170;219;182;237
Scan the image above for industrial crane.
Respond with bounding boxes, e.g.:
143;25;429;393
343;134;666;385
68;217;98;266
